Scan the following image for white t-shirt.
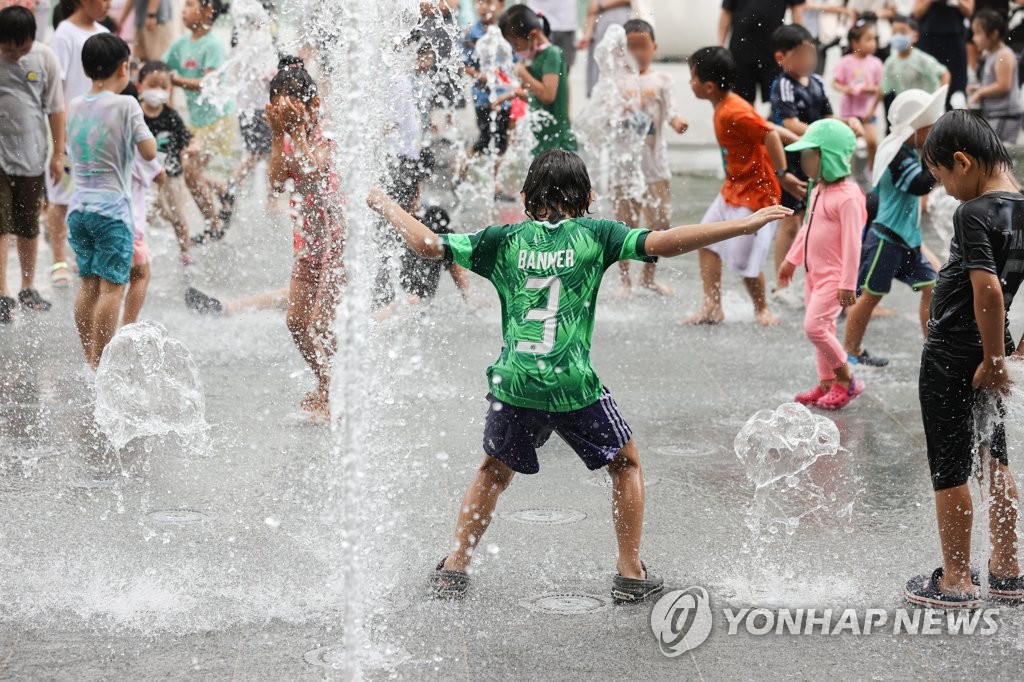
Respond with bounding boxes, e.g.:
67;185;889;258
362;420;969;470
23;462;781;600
638;70;678;184
528;0;577;33
50;20;108;105
67;92;154;226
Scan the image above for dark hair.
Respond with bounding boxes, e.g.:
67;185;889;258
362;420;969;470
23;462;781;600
199;0;228;23
81;33;131;80
688;46;737;92
623;18;655;41
890;14;918;31
120;81;138;98
521;150;592;221
54;0;78;28
973;9;1008;39
138;60;172;83
848;18;876;44
269;56;317;103
922;110;1013;174
421;205;451;235
499;5;551;41
772;23;813;54
0;6;36;45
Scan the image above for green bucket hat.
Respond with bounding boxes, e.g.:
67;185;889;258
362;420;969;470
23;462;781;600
785;118;856;182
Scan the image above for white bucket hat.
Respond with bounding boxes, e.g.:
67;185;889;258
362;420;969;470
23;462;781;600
871;84;948;188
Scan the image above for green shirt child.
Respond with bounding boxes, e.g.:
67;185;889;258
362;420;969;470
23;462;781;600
527;44;576;156
164;31;235;128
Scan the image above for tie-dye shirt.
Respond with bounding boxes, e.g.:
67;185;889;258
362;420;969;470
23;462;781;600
66;91;154;226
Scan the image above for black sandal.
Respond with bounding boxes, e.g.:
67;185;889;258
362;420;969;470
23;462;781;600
18;288;51;311
429;556;469;599
0;295;14;324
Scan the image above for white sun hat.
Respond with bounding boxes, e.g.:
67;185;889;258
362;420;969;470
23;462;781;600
871;84;949;188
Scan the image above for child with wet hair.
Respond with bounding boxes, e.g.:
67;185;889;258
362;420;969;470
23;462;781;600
498;4;575;156
367;148;790;603
904;110;1024;609
265;55;346;420
777;119;867;410
968;9;1022;144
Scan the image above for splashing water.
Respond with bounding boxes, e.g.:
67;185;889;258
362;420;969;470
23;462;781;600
94;321;208;452
575;24;647;216
925;187;957;258
734;403;855;544
199;0;277;116
729;403;860;604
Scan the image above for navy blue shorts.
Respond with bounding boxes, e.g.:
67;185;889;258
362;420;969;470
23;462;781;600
858;227;937;296
482;387;632;474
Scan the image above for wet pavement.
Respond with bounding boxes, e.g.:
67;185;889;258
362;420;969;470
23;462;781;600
2;170;1024;680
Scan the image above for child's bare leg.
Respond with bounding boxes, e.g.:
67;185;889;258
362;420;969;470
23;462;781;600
863;120;878;172
223;288;289;315
773;213;802;275
918;284;933;338
843;291;882;356
680;248;725;325
287;274;320;408
74;275;100;360
743;273;778;326
158;178;192;253
608;439;645;579
121;263;150;326
89;279;127;368
638;181;674;296
46;203;68;267
182;149;220;231
986;456;1021;579
614;197;637;299
933;483;977;595
443;455;515;572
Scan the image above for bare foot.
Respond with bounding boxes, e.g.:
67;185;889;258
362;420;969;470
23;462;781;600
680;305;724;325
755;307;779;327
870;305;896;318
614;283;632;300
640;280;675;296
301;390;328;414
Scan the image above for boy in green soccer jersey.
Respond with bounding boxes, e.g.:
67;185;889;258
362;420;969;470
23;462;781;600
368;150;791;602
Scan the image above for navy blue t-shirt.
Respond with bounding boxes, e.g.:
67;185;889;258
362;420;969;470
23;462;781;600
929;191;1024;348
771;72;833;175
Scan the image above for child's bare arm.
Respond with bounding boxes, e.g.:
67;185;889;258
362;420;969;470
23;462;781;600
450;263;472;300
644;205;793;258
137;137;157;161
970;269;1011;392
765;129;807;199
516;63;559;105
782;117;808;136
367;188;446;260
47;111;66;183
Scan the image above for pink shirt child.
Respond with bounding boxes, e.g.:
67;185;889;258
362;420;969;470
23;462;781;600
785;179;865;380
834;53;883;120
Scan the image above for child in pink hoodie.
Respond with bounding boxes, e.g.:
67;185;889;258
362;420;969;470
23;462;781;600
777;119;867;410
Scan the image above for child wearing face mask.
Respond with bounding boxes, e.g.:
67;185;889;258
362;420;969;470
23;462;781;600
138;60;195;264
498;4;576;156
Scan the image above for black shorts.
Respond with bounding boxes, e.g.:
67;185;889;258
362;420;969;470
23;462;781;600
482;387;632;474
239;109;272;156
919;340;1012;491
858;228;937;296
733;55;780;105
472;105;510;155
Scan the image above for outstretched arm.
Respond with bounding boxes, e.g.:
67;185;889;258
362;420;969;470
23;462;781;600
368;188;446;259
643;205;793;258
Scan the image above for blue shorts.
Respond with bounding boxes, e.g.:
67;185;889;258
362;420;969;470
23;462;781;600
67;211;133;285
482;387;632;474
857;227;936;296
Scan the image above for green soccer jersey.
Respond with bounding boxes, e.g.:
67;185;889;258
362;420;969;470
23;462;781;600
442;217;653;412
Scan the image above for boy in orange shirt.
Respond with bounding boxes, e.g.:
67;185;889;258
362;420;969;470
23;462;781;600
683;47;804;326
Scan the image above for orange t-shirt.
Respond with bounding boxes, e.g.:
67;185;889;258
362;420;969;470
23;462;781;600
714;93;781;211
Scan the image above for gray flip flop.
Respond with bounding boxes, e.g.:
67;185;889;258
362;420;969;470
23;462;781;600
430;557;469;599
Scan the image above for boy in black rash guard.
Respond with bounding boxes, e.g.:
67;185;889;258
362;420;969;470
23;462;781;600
904;110;1024;610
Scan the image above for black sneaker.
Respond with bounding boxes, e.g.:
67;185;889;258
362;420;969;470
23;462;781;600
848;349;889;367
185;287;223;315
611;562;665;604
190;228;225;245
0;295;14;323
218;189;235;228
18;288;51;311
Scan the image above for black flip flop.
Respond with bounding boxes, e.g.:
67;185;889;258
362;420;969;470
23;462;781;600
611;561;665;604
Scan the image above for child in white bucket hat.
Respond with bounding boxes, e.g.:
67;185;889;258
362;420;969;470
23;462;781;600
842;85;947;368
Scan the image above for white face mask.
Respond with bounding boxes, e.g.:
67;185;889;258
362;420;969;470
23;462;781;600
140;88;169;107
